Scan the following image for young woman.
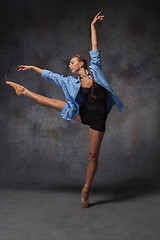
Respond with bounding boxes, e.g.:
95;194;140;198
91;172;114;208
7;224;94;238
6;12;123;208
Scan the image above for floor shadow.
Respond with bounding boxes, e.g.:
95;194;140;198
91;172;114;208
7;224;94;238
89;178;160;207
0;178;160;207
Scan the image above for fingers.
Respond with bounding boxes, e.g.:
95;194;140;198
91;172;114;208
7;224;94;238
93;11;104;24
95;11;104;18
93;16;104;24
95;11;102;18
17;65;29;71
18;65;24;71
18;66;25;72
18;65;25;67
97;16;104;21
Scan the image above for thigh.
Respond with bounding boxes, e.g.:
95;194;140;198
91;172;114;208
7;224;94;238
54;99;81;123
52;99;67;112
89;128;105;157
73;114;82;123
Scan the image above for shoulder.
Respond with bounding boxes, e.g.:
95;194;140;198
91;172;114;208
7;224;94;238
66;75;79;83
62;75;80;89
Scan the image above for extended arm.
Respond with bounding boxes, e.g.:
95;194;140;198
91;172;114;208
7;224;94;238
91;11;104;50
17;65;66;88
18;65;42;75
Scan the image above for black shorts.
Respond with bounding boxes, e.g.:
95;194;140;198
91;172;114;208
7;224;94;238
79;106;108;132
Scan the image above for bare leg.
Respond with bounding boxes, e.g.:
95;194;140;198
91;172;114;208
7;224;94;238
25;90;82;122
6;81;82;122
81;128;105;206
25;90;67;111
85;128;104;187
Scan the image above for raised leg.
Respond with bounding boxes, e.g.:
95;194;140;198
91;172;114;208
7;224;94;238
25;90;82;122
25;90;67;112
6;81;82;123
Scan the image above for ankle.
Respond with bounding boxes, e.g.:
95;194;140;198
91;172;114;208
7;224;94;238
83;184;90;192
23;88;28;96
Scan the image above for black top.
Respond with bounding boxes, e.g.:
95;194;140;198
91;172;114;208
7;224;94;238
79;82;107;114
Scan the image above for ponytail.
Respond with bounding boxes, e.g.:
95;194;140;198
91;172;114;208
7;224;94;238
86;65;97;99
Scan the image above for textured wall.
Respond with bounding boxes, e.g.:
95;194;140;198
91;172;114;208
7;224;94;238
0;0;159;185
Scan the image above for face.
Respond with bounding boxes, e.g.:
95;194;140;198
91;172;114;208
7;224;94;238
69;57;83;73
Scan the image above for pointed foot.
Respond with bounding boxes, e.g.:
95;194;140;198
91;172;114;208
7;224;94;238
81;187;90;208
6;81;26;95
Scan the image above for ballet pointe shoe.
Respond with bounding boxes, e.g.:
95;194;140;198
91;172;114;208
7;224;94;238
81;184;90;208
6;81;26;96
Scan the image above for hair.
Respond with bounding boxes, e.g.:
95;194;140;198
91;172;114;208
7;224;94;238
72;54;97;99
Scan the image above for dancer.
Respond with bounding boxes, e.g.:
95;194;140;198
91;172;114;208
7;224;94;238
6;12;123;208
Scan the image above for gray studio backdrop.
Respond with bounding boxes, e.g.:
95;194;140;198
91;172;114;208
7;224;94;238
0;0;159;186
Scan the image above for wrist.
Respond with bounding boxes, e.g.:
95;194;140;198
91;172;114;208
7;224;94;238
91;23;95;28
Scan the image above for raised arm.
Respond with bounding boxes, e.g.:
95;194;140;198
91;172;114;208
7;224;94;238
91;11;104;50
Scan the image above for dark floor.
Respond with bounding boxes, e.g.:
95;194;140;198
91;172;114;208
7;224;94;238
0;179;160;240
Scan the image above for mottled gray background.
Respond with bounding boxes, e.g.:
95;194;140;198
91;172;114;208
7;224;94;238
0;0;159;186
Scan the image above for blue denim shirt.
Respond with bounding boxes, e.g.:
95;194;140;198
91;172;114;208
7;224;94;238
41;49;123;120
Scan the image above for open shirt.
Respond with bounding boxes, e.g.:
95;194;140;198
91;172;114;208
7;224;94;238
41;49;123;120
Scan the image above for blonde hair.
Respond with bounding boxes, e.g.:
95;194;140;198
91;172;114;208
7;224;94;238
72;54;97;99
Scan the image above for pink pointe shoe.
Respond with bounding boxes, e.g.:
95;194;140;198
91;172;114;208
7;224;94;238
81;184;90;208
6;81;26;96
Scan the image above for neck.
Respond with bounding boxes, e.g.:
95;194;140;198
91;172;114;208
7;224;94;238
78;68;87;79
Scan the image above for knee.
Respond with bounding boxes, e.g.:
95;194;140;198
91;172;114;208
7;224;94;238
89;152;98;165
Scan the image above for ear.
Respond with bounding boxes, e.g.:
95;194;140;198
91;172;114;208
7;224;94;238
79;62;84;68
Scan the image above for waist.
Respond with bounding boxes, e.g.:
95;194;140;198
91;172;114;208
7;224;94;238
82;99;107;114
79;105;108;116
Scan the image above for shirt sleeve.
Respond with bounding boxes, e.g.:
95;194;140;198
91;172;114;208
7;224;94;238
41;69;66;88
89;49;102;69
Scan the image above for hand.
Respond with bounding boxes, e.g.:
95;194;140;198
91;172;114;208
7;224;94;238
91;11;104;26
18;65;33;72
